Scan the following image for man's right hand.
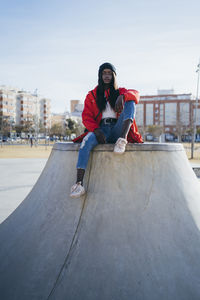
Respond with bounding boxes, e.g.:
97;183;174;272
94;128;106;144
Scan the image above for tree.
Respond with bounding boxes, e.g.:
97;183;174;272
147;125;163;138
138;125;147;141
65;118;84;139
39;120;46;134
0;116;10;136
174;102;192;142
66;118;76;131
14;125;23;136
23;120;34;134
74;119;84;136
50;124;63;137
196;127;200;135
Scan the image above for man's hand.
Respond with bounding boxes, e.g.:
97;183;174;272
94;128;106;144
115;95;124;112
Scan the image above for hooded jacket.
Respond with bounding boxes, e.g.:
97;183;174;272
73;86;143;144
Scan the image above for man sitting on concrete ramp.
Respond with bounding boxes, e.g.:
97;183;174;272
70;62;143;198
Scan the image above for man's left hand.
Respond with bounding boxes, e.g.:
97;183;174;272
115;95;124;112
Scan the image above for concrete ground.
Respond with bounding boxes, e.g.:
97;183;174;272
0;158;47;224
1;143;200;300
0;156;200;225
0;144;52;158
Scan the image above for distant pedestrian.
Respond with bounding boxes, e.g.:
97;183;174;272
30;136;33;147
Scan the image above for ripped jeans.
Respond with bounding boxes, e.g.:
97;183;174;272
76;101;136;170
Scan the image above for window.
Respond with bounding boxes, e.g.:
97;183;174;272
165;103;176;125
146;104;153;125
135;104;143;126
180;103;189;125
195;108;200;125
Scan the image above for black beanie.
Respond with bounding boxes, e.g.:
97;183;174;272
98;62;116;77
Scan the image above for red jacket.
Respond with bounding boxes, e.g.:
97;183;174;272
73;86;143;143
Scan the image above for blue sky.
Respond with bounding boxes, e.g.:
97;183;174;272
0;0;200;112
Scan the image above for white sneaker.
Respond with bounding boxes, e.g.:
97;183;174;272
70;182;85;198
114;138;127;154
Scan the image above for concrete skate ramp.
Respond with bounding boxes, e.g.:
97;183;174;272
0;143;200;300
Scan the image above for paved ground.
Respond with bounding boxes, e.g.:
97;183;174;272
0;157;200;224
0;159;47;223
0;145;51;158
1;143;200;300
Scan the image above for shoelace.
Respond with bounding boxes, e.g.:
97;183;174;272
71;183;81;193
118;139;126;148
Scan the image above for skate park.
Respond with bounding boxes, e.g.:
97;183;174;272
0;142;200;300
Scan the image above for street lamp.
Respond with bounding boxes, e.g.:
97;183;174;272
194;63;200;137
191;60;200;159
0;114;3;147
33;89;39;146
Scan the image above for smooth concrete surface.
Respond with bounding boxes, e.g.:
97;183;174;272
0;143;200;300
0;159;47;224
0;157;199;225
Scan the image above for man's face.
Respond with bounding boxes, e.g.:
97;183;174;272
102;68;113;84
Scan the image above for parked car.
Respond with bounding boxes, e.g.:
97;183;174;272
181;135;192;142
7;138;15;143
146;134;154;141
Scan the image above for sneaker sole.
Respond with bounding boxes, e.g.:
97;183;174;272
113;150;125;154
70;190;86;198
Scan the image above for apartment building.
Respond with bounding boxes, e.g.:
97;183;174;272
51;113;66;127
16;91;39;126
40;98;51;129
70;100;80;113
0;86;51;132
0;87;18;124
70;100;84;121
135;90;200;135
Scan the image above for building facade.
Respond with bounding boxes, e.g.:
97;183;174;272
0;87;18;124
40;98;51;129
70;100;80;114
16;91;39;126
0;86;51;135
135;90;200;138
51;113;66;127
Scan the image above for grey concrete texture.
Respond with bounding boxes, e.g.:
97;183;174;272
0;159;47;223
0;143;200;300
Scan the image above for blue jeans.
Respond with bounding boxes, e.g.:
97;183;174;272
77;101;136;170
